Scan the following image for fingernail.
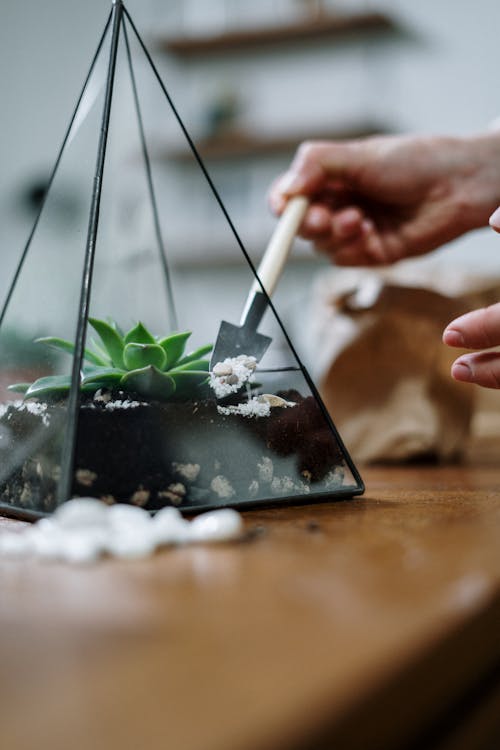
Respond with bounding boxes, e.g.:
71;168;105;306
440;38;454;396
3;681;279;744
443;328;465;347
489;206;500;229
451;361;472;382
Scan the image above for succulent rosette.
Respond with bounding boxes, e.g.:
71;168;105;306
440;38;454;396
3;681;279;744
9;318;212;403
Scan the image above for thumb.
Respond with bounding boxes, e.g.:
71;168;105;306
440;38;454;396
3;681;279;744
276;140;366;197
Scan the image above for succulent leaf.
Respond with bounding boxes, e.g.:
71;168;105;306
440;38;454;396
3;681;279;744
176;343;213;367
35;336;108;367
107;318;125;338
88;317;125;368
124;322;156;346
81;368;124;386
171;359;210;373
82;382;111;393
89;338;113;366
13;317;212;403
158;331;191;369
120;366;176;401
123;343;167;372
23;375;72;399
7;383;31;394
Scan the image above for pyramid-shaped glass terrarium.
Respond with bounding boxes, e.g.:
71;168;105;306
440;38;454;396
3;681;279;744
0;1;363;520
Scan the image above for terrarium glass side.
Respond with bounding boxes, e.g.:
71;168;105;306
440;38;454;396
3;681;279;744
0;58;108;517
0;5;363;518
74;366;360;512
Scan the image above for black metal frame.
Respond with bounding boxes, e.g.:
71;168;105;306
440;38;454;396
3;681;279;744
0;0;364;517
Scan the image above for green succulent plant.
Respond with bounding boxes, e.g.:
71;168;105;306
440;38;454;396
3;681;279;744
8;317;213;403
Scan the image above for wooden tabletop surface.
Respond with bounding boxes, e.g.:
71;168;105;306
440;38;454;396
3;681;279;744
1;453;499;750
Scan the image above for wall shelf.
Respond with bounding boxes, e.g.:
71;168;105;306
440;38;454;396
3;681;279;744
160;122;392;162
157;12;397;57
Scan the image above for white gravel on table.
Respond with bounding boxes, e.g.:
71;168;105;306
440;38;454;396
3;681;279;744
0;498;244;564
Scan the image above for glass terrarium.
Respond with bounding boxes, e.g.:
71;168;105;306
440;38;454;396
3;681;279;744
0;1;363;519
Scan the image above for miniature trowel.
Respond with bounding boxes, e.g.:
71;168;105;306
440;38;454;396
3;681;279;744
210;195;309;369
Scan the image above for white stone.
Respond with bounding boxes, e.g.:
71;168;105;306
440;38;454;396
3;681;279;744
152;506;190;545
30;524;67;559
59;528;108;564
0;531;34;556
257;394;296;409
172;462;200;482
212;362;233;377
130;488;150;507
248;480;259;498
322;467;344;489
209;355;257;399
217;397;270;418
271;476;296;495
108;503;152;529
0;500;246;564
189;509;244;543
54;497;109;529
257;457;274;484
105;527;157;559
210;475;235;499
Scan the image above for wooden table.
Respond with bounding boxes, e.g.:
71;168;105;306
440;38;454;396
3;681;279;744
1;456;499;750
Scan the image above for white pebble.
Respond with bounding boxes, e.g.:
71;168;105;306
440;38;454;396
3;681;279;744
257;394;296;409
217;397;270;419
257;456;274;484
0;531;34;557
189;509;243;543
209;355;257;399
30;524;66;559
108;503;152;529
54;497;109;529
172;462;200;482
59;529;108;564
152;506;190;544
210;475;235;500
105;527;157;559
0;502;245;564
212;363;233;377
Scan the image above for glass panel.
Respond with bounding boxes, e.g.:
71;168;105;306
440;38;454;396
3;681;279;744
0;5;363;519
0;31;108;517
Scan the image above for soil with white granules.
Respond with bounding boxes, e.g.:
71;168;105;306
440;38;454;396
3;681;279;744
0;390;345;514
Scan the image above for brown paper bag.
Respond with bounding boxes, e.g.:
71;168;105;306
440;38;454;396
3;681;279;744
303;264;500;463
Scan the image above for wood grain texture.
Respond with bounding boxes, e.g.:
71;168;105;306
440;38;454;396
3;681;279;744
1;460;499;750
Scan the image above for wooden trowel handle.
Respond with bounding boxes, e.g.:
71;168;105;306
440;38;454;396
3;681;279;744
240;195;309;325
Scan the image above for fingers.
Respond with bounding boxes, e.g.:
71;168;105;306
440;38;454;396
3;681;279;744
268;180;387;264
316;217;390;265
489;206;500;233
295;205;388;264
299;204;332;236
268;140;365;205
300;205;363;239
451;352;500;389
444;303;500;388
443;303;500;349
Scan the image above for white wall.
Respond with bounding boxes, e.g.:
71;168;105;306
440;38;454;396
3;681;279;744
1;0;500;349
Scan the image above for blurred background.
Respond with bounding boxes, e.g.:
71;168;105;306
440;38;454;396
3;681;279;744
1;0;500;458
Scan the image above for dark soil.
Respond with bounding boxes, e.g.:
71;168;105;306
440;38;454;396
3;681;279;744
0;391;346;514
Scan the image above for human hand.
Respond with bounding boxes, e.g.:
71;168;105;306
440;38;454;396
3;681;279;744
269;133;500;266
440;202;500;388
443;303;500;388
